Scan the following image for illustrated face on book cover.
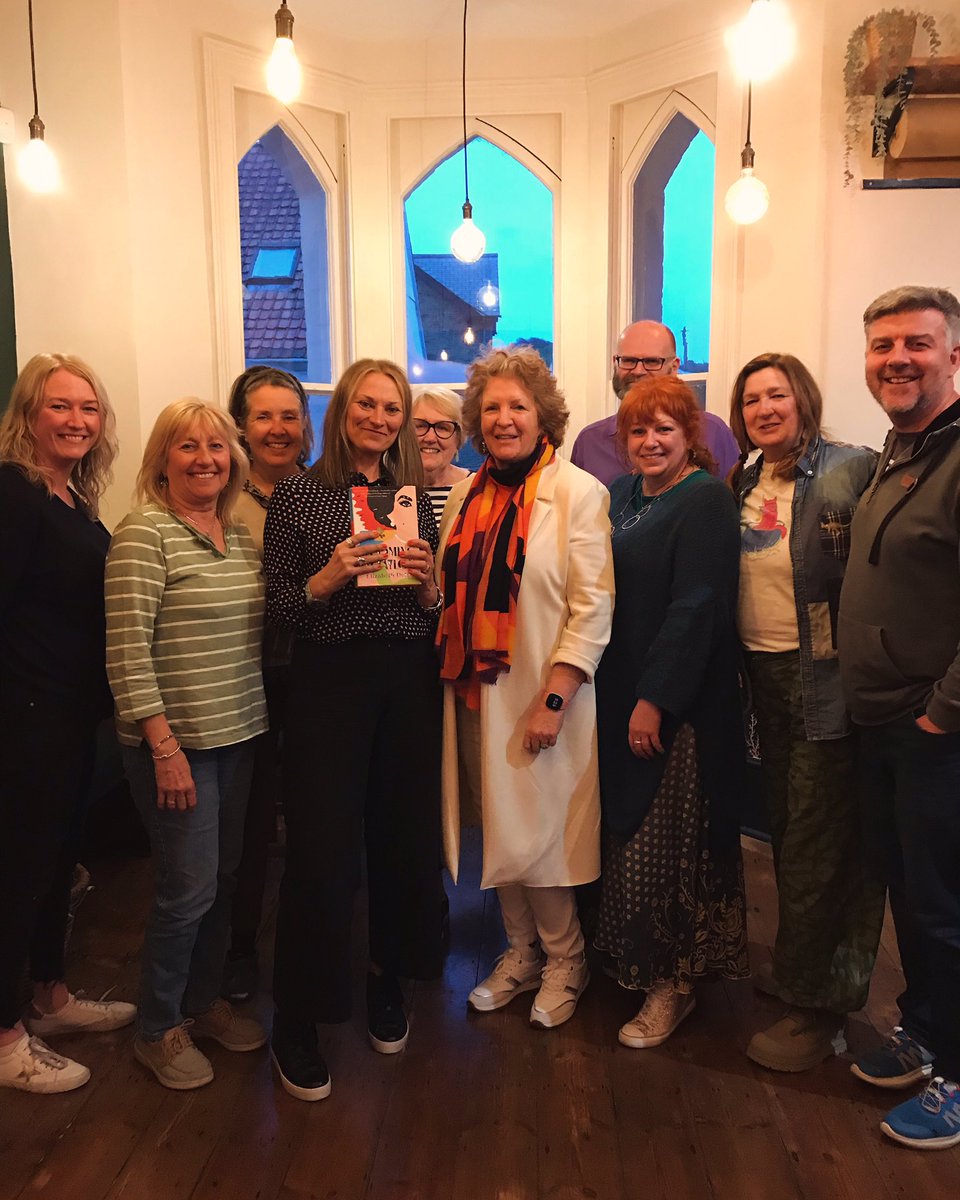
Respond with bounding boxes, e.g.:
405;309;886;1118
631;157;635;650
349;484;418;587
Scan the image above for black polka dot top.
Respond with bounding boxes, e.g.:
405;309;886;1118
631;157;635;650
263;471;440;644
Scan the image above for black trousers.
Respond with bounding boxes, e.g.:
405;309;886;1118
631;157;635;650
273;637;444;1023
859;716;960;1081
0;692;99;1028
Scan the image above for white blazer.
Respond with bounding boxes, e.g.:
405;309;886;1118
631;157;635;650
437;457;614;888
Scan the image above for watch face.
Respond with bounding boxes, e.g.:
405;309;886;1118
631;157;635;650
545;692;563;711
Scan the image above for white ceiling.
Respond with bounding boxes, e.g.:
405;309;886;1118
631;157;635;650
242;0;672;43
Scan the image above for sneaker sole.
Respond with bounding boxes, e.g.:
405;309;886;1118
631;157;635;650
271;1050;332;1101
880;1120;960;1150
368;1028;409;1055
469;977;541;1013
850;1062;933;1089
618;997;696;1048
191;1030;268;1053
133;1042;213;1091
0;1065;91;1094
529;971;590;1030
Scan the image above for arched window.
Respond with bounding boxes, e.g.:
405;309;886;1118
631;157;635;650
631;112;715;391
404;136;554;385
238;126;332;411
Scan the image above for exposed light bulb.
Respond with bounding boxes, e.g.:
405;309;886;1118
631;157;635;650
18;118;60;193
451;202;486;264
725;167;770;224
463;326;476;346
725;0;795;83
477;282;499;309
439;349;449;361
411;363;423;377
266;3;302;104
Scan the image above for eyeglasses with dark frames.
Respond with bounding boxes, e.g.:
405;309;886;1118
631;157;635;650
614;355;668;372
413;418;459;440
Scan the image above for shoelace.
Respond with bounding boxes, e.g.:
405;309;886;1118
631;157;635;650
920;1076;959;1114
885;1026;930;1066
632;985;684;1028
25;1037;68;1070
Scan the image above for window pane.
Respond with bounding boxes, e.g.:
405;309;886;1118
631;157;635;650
405;137;554;384
238;127;332;384
632;115;715;373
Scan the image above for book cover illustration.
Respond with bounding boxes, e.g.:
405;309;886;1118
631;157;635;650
349;484;420;588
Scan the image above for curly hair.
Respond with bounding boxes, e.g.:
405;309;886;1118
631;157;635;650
226;365;315;466
0;352;118;517
728;352;823;480
615;375;716;474
310;359;423;489
462;346;568;453
136;399;249;525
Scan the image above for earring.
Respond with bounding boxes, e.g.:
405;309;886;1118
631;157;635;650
159;473;168;486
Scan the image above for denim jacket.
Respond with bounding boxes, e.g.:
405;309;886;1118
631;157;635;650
736;437;878;740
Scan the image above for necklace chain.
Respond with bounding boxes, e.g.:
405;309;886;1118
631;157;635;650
610;467;695;532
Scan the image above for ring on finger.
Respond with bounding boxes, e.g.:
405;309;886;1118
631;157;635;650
357;555;366;566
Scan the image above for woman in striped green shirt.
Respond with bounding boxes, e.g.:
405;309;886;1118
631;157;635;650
105;400;268;1091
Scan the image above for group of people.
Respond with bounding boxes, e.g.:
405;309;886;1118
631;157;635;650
0;283;958;1154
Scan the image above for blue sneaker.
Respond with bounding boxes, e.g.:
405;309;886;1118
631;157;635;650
850;1026;934;1089
881;1077;960;1150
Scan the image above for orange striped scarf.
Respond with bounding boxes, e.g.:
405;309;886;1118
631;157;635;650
436;440;555;708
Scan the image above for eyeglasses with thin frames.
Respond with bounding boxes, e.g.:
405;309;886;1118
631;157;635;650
413;418;459;440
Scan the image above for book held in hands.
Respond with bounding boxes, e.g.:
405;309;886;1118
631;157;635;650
349;484;419;588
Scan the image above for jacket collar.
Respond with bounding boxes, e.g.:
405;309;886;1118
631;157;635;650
739;435;821;494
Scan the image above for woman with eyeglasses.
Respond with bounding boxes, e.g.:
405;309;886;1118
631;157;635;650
412;387;472;524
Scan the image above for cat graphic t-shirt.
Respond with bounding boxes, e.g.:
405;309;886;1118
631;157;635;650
738;463;799;652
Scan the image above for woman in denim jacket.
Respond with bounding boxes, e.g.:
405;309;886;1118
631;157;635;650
730;352;885;1073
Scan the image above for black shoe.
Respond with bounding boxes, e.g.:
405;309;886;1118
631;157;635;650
222;950;259;1003
271;1015;331;1101
367;972;409;1055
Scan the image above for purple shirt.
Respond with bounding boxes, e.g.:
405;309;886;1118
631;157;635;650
570;410;741;486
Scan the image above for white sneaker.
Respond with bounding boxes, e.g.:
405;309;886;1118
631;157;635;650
26;992;137;1037
618;982;695;1048
469;947;545;1012
529;956;589;1029
0;1033;91;1094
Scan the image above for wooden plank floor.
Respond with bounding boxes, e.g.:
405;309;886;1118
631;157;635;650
2;833;957;1199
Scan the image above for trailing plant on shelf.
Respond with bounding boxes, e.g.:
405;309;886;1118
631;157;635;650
843;8;941;184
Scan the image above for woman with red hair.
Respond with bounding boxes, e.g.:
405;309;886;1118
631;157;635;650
594;375;748;1049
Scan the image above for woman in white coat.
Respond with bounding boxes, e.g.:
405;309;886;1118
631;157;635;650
436;347;614;1029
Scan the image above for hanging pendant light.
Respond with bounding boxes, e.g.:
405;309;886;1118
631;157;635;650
463;326;476;346
725;82;769;225
725;0;795;84
17;0;60;194
450;0;486;263
266;1;303;105
477;281;499;310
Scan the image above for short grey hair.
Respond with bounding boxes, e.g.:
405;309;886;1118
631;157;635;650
863;285;960;344
412;386;466;449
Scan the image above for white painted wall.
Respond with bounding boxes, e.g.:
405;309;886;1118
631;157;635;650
1;0;958;528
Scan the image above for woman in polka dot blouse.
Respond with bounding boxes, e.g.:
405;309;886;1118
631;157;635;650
263;358;445;1102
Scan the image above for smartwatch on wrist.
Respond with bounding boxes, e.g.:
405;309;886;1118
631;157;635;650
544;692;564;712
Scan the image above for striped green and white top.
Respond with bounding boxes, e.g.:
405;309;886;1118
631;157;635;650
105;503;268;749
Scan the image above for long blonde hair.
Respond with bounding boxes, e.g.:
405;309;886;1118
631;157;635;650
0;352;118;517
136;399;248;525
311;359;423;488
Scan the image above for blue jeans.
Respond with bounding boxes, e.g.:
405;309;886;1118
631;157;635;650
123;740;255;1039
858;716;960;1080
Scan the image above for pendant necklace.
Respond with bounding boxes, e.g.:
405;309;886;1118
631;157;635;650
610;467;695;532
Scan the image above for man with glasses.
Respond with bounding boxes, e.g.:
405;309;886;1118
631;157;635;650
571;320;740;485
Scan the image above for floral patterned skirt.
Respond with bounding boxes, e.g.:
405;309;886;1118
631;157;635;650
595;724;748;992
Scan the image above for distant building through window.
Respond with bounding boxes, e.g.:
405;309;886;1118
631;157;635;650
632;113;715;401
238;126;332;390
405;137;554;384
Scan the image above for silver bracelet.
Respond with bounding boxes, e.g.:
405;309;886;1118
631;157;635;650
418;588;443;615
304;580;329;607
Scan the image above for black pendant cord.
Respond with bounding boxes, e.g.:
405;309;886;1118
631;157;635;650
745;80;753;156
461;0;470;206
28;0;40;119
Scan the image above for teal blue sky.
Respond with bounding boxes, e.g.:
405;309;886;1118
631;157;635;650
405;137;554;345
